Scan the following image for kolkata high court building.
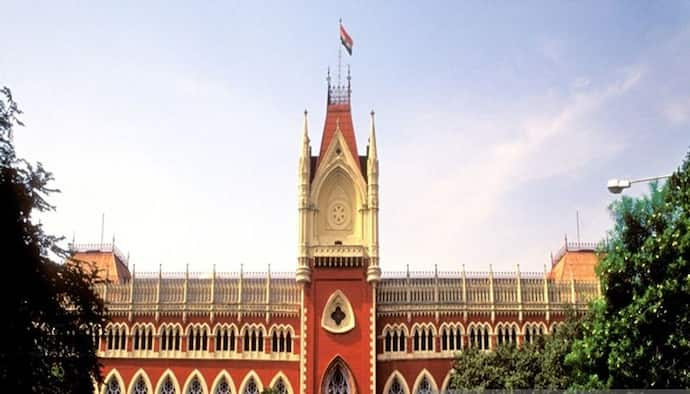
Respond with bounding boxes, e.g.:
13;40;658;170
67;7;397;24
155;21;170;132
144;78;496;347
79;68;601;394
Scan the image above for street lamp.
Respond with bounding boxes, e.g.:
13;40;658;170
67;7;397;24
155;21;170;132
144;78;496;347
607;174;672;194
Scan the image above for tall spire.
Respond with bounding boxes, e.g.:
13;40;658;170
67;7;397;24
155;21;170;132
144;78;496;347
301;109;310;156
368;110;377;161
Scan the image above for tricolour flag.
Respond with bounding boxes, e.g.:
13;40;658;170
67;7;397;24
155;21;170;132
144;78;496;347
340;24;353;55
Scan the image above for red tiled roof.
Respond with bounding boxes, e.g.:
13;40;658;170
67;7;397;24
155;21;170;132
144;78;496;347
317;103;360;172
550;250;599;281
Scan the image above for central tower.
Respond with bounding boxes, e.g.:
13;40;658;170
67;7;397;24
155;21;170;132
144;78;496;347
296;69;380;284
296;70;380;394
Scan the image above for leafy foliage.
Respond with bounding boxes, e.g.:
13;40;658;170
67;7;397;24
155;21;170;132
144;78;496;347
0;87;108;392
450;314;583;390
567;153;690;389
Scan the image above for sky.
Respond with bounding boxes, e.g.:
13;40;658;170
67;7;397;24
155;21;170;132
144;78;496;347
2;2;689;274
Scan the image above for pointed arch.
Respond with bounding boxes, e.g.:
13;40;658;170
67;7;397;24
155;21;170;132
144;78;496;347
321;290;355;334
154;369;181;394
182;370;209;394
209;370;236;394
311;128;368;205
212;322;239;336
238;371;263;394
382;370;410;394
157;322;184;335
268;323;296;337
128;369;153;394
184;322;211;336
320;355;357;394
268;372;294;394
101;369;126;394
411;369;438;394
440;370;454;393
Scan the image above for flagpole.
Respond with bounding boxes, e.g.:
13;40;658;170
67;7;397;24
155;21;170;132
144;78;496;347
338;18;342;86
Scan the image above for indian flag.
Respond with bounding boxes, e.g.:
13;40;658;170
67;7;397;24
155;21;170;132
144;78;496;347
340;24;353;55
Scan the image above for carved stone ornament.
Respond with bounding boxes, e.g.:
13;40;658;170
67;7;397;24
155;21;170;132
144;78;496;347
321;290;355;334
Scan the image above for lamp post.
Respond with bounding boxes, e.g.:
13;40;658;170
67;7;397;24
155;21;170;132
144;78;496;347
607;174;672;194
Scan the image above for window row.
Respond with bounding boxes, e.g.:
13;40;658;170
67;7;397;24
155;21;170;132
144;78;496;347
381;321;555;353
103;323;295;354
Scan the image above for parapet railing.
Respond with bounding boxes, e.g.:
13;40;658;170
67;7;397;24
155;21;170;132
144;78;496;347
95;265;302;318
551;239;607;266
376;264;600;318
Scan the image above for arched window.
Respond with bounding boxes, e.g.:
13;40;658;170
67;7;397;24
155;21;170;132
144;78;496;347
160;376;176;394
188;326;209;352
243;378;259;394
324;365;348;394
385;332;391;352
105;376;122;394
161;326;181;352
413;329;420;351
214;377;231;394
392;331;399;352
416;376;433;394
133;376;149;394
187;377;203;394
274;377;288;394
399;331;406;351
388;377;404;394
286;332;292;353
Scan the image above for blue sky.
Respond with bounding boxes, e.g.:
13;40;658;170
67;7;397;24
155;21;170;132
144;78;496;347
2;2;689;274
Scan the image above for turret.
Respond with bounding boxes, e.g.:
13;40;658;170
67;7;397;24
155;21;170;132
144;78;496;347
296;110;312;283
366;110;381;283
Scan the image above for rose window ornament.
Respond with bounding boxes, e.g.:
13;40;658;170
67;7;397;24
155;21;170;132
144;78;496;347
331;203;346;225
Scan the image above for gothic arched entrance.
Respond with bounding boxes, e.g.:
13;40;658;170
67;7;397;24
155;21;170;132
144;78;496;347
321;357;356;394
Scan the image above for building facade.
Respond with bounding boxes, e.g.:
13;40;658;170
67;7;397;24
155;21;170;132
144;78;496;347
83;74;600;394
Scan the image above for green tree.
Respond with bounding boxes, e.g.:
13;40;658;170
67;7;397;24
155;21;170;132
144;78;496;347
0;87;108;393
450;313;584;390
567;152;690;389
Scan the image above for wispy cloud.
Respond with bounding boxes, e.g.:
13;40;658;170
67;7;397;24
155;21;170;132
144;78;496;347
384;67;642;270
662;96;690;125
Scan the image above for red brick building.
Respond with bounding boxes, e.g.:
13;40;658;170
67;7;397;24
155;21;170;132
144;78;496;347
83;73;600;394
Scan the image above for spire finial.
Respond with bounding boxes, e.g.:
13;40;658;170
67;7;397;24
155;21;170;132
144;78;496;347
368;109;377;161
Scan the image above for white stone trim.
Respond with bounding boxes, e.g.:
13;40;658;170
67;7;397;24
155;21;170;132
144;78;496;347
212;322;239;335
321;290;355;334
100;368;126;394
310;130;368;205
268;372;294;394
411;369;438;394
209;370;237;394
299;288;307;394
127;368;153;394
440;370;454;393
98;352;299;361
184;322;211;336
521;321;548;335
268;323;296;337
377;352;457;361
239;322;267;336
238;370;264;394
370;286;377;394
382;370;410;394
181;369;209;394
154;368;181;394
157;322;184;336
382;323;410;337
